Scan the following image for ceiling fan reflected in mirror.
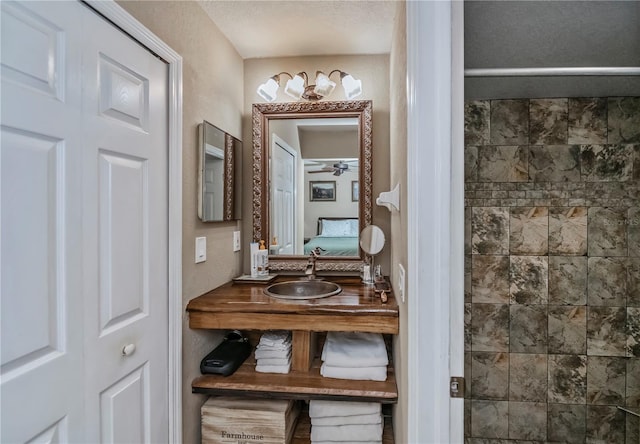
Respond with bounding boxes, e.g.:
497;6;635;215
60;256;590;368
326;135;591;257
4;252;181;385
308;160;358;176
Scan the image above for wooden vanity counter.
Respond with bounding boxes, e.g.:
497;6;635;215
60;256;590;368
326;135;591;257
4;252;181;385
188;276;399;410
186;276;399;335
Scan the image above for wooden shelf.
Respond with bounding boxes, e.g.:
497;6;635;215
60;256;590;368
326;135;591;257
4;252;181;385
291;408;394;444
193;359;398;404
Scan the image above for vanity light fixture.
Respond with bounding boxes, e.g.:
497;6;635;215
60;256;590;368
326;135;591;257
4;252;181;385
256;70;362;102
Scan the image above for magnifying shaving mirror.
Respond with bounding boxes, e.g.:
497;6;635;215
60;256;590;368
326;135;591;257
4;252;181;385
359;224;385;284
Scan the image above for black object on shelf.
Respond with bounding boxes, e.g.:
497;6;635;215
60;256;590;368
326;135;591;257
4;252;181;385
200;330;252;376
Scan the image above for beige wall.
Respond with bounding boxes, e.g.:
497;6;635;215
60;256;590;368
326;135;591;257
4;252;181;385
389;2;408;444
116;2;244;442
243;55;391;274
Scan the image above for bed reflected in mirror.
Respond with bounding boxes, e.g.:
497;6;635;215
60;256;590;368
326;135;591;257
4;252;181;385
302;217;360;257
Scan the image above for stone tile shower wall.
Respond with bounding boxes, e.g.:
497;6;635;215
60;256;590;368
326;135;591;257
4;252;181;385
463;97;640;444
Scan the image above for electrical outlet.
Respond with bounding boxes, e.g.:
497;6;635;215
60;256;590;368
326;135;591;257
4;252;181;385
195;237;206;263
233;231;241;252
398;263;405;303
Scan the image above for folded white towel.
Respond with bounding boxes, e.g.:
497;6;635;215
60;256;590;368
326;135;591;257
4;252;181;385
255;362;291;374
257;356;291;366
311;412;382;426
259;330;291;347
309;400;381;418
321;363;387;381
256;341;291;352
254;348;291;360
310;422;383;442
322;332;388;367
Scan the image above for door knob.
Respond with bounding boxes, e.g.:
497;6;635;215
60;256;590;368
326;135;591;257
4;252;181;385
122;343;136;356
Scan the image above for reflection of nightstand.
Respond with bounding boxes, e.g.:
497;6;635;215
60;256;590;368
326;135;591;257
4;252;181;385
303;238;310;244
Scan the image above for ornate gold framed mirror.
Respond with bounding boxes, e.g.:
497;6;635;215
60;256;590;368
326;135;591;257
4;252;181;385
252;100;372;272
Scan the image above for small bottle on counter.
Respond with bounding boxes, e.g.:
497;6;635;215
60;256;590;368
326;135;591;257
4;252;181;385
374;264;383;282
361;258;374;285
250;242;259;277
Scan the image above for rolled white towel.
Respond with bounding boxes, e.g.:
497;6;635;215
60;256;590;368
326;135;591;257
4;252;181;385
309;400;381;418
259;330;291;347
255;362;291;374
255;348;291;360
310;422;383;442
320;363;387;381
322;332;388;367
257;356;291;366
311;412;382;426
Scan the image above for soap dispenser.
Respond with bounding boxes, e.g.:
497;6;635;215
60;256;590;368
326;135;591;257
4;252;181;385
269;236;280;255
257;240;269;276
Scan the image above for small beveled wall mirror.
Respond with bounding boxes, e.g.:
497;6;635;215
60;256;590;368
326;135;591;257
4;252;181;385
252;100;372;272
198;120;242;222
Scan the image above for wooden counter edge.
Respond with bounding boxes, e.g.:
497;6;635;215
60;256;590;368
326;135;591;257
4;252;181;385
188;311;399;335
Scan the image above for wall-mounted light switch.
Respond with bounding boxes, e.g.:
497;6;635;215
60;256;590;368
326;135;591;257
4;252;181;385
233;231;241;252
398;263;406;303
195;237;206;263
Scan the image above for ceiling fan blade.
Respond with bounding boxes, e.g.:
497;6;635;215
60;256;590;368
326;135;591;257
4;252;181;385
307;160;356;175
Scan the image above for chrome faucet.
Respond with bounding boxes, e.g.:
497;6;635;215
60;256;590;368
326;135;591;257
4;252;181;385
305;247;324;280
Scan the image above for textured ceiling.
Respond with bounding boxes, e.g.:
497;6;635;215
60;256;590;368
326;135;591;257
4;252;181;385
197;0;397;59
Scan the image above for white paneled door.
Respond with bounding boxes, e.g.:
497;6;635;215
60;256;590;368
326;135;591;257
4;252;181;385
270;136;296;255
1;1;169;442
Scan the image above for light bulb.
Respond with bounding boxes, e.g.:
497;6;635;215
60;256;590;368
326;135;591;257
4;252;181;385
256;77;279;102
284;74;305;99
341;74;362;100
313;72;336;97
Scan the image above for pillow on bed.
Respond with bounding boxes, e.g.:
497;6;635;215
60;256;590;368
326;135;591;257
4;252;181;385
348;218;359;236
321;219;358;237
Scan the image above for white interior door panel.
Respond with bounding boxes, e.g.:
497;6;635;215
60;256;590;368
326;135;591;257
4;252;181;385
1;2;84;442
271;136;296;255
1;1;169;442
81;7;168;442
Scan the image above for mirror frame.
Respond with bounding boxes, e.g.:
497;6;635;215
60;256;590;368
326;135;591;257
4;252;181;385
252;100;373;272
